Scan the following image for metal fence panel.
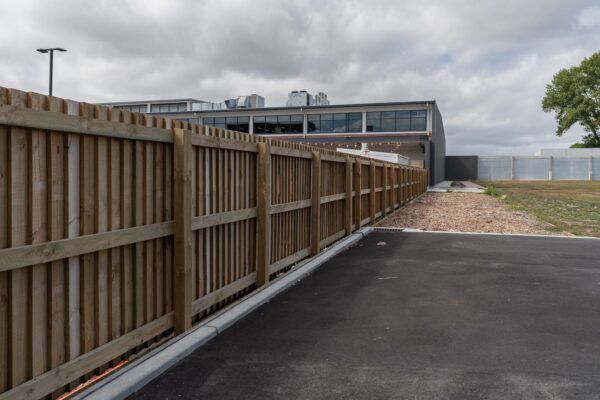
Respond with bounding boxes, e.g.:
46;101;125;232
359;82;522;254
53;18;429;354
593;158;600;181
513;157;549;180
552;157;589;180
477;157;511;180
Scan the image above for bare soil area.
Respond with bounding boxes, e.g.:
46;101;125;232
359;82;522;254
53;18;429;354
379;192;567;235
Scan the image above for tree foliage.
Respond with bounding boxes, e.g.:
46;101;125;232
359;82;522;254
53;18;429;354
542;51;600;147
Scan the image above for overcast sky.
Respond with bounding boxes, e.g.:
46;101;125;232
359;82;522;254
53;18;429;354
1;0;599;155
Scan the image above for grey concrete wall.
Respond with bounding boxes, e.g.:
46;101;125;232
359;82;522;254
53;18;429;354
476;156;599;181
445;156;478;181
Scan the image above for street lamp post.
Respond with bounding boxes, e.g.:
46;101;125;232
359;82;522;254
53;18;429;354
37;48;67;96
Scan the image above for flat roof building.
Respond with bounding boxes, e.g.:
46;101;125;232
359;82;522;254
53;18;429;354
100;99;446;185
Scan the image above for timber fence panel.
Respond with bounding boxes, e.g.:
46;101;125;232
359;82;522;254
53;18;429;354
0;86;428;400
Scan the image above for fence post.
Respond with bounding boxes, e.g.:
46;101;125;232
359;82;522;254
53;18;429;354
370;161;376;223
548;156;553;180
354;159;362;228
256;142;271;286
173;128;192;334
382;164;388;215
311;151;321;255
345;157;352;235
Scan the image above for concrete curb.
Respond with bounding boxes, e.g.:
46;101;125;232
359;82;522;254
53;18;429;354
374;227;599;241
72;227;373;400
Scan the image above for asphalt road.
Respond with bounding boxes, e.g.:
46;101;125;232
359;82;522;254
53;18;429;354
130;231;600;400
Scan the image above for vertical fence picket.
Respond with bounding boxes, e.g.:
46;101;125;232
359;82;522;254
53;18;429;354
173;128;192;334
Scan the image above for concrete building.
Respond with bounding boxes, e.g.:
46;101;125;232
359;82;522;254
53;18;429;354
286;91;316;107
144;100;446;185
315;92;330;105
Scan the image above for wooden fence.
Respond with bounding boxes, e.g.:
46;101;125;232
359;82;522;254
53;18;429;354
0;87;427;399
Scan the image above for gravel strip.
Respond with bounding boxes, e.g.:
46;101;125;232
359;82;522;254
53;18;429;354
378;192;567;235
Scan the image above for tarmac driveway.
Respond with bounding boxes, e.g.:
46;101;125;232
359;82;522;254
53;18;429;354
130;231;600;400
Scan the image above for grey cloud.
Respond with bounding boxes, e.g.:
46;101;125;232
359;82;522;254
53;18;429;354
0;0;599;155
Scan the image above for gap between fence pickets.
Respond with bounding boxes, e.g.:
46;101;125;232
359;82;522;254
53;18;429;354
71;226;373;400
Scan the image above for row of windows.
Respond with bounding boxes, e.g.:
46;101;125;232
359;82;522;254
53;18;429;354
254;115;304;134
115;104;147;113
201;110;427;134
307;113;362;133
202;117;249;133
151;103;188;113
366;110;426;132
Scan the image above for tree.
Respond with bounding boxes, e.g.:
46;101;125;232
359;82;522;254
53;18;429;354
542;51;600;148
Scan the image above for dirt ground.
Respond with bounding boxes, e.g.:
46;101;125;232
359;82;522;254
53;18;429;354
378;192;567;235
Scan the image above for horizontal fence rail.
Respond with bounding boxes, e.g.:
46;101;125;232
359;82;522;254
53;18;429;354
0;87;427;400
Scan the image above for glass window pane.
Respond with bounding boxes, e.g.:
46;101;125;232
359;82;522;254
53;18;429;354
410;116;427;131
333;113;346;120
320;119;333;132
366;112;380;119
254;116;265;123
396;118;411;131
396;111;411;118
178;104;187;112
265;116;277;133
307;120;320;133
277;115;290;123
276;123;289;134
348;112;362;120
366;118;380;132
290;119;303;133
333;118;347;132
291;115;303;122
254;122;265;134
238;116;249;123
226;117;237;130
411;110;427;118
307;114;320;121
215;117;225;124
381;118;395;132
382;111;395;119
320;113;333;121
237;121;249;133
348;118;362;132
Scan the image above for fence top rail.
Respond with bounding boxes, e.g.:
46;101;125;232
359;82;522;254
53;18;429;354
0;103;175;143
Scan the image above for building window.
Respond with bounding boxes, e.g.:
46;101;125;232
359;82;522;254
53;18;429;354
308;113;362;133
115;104;147;113
151;103;188;113
366;110;427;132
253;115;303;134
202;116;248;132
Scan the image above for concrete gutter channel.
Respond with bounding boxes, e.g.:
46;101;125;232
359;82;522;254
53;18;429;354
72;227;374;400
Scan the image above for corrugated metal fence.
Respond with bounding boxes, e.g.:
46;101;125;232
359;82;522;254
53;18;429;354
478;156;600;181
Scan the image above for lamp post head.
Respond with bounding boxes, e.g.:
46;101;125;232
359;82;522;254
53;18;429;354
55;48;67;52
37;49;49;53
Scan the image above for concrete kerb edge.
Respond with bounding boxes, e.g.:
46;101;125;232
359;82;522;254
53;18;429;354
72;226;373;400
374;227;600;241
